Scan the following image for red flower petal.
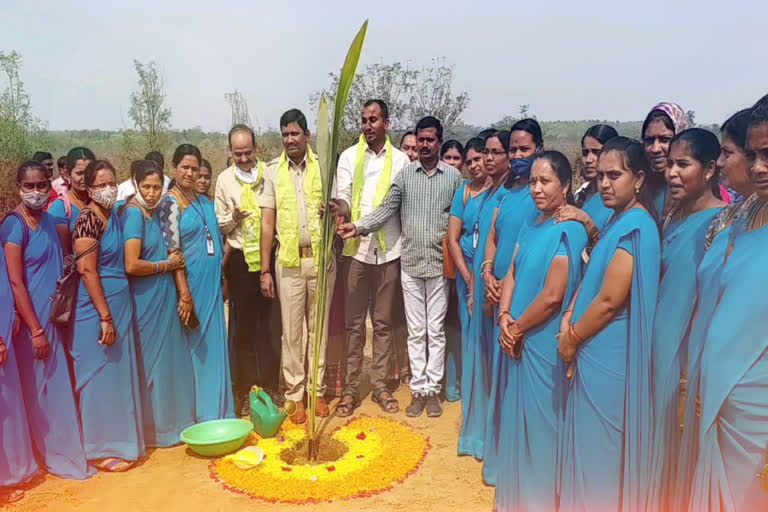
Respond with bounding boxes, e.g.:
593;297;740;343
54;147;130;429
356;432;366;440
326;466;335;472
281;466;292;472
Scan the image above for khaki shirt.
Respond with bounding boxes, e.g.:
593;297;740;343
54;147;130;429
259;153;334;248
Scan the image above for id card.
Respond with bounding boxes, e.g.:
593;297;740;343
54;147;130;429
206;231;214;256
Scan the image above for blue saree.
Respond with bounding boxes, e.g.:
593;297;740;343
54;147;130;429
582;193;612;232
673;212;736;511
48;195;82;234
121;205;195;446
648;206;721;510
0;249;38;486
447;181;488;402
559;208;659;512
70;209;145;462
459;184;507;458
482;184;537;485
493;218;587;511
0;213;93;479
160;191;233;422
689;211;768;512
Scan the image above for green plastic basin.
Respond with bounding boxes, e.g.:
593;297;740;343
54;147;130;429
180;418;254;457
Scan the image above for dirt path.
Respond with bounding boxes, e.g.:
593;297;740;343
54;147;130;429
3;385;495;512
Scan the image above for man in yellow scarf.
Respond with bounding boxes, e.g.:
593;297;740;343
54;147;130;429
332;100;410;416
214;124;282;415
259;109;335;424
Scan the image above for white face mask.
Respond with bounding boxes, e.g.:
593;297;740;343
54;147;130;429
20;190;50;210
133;178;159;210
89;185;118;210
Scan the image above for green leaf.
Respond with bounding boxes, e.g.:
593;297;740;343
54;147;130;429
307;20;368;455
315;95;331;196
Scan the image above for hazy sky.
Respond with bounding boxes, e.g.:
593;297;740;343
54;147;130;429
1;0;765;132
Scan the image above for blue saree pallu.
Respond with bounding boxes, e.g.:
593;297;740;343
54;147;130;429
558;208;659;512
482;184;537;486
0;249;38;486
689;219;768;512
493;218;586;511
648;207;721;510
459;185;507;458
0;212;93;479
70;210;145;462
120;205;195;447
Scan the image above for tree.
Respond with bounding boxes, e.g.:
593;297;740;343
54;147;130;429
128;60;171;153
407;59;470;134
310;58;469;139
686;109;697;127
519;104;530;118
0;50;45;163
225;90;253;129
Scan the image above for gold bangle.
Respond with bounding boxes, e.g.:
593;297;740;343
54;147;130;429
569;324;585;344
481;259;493;270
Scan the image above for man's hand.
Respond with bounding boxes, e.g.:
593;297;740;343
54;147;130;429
261;272;275;299
319;199;348;219
232;207;251;225
337;223;358;240
0;337;7;366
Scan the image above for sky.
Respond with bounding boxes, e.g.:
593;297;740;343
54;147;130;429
1;0;765;132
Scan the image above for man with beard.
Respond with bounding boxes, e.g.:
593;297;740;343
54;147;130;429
331;100;410;416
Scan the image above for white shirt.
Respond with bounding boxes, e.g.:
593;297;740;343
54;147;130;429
336;140;409;264
118;175;171;200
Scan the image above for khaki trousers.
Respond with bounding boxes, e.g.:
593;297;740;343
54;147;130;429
276;256;336;402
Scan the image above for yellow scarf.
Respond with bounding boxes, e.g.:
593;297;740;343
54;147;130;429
343;134;393;257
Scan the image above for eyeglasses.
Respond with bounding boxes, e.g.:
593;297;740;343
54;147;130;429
482;149;508;157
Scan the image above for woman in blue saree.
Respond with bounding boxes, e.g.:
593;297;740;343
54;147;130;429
1;161;92;480
688;100;768;512
573;124;619;231
673;109;755;512
441;139;468;402
71;160;144;472
48;147;94;240
160;144;234;422
558;137;660;512
120;160;195;446
647;129;725;510
493;151;587;511
446;138;489;402
641;102;691;218
0;248;37;503
481;119;541;485
458;131;510;459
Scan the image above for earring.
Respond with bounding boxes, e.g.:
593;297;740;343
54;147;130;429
634;186;640;196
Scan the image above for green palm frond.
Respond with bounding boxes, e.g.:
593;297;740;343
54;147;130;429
308;20;368;460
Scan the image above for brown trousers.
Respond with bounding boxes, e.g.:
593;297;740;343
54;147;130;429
343;257;401;400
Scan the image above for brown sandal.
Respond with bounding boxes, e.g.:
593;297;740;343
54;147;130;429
372;389;399;413
336;395;357;418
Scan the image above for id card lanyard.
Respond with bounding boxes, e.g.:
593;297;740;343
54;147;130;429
179;188;215;256
472;184;506;249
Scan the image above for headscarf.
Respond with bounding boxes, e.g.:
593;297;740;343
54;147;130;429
647;102;691;134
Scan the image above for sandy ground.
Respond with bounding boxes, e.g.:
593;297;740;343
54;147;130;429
3;374;495;512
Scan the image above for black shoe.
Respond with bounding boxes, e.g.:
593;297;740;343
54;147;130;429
426;391;443;418
405;393;427;417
